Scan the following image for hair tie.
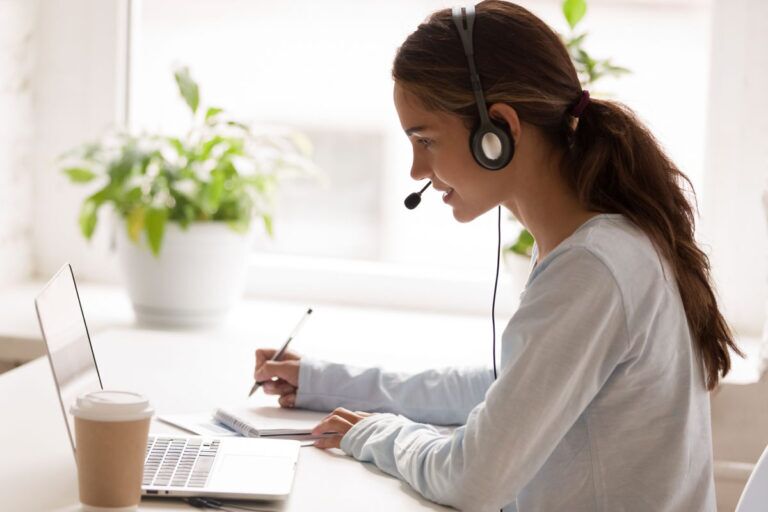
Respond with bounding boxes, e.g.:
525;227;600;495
570;90;590;118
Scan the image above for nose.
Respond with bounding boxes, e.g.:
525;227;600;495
409;154;431;182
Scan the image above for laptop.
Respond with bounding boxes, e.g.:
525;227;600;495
34;263;301;501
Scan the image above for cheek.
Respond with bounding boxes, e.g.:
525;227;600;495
434;145;472;180
439;156;477;192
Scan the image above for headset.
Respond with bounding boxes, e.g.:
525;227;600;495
453;5;505;383
451;5;515;171
404;4;515;209
405;5;507;383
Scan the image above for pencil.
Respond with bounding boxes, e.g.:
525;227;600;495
249;308;313;397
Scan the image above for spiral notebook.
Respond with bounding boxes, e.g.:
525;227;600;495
159;405;329;440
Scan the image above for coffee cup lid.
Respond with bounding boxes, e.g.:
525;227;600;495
70;390;154;422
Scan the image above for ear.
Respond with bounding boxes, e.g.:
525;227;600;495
488;102;521;142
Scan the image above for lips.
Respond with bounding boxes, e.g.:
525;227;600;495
431;184;454;203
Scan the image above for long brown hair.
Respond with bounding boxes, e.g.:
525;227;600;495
393;0;740;390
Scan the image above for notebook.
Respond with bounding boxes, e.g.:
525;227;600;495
160;405;330;440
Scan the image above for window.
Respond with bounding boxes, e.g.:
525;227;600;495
130;0;713;312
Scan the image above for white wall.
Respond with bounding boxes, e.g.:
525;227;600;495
701;0;768;336
0;0;39;287
32;0;129;284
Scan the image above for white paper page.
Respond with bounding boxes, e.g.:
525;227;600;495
158;414;239;437
215;405;326;436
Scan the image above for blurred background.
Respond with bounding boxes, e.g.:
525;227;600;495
1;0;765;321
0;1;766;510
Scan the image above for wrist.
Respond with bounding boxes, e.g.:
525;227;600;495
295;357;321;407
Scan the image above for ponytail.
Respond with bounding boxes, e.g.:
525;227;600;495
566;99;741;390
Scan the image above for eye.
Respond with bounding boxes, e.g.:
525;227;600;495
416;138;433;148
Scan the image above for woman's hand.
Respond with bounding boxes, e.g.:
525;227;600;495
311;407;375;449
254;348;301;408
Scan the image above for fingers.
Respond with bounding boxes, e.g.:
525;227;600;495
262;379;296;397
313;435;341;450
254;360;299;386
254;348;277;372
324;407;359;423
312;415;353;450
255;348;299;368
313;414;353;435
278;393;296;409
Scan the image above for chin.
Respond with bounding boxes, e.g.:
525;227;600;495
450;201;497;223
451;207;481;223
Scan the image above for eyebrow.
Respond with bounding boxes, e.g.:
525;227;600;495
404;125;429;136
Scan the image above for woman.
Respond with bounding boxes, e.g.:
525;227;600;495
254;2;739;510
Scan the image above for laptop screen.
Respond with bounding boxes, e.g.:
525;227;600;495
34;264;103;453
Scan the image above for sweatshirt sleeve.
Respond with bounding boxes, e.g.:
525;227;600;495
295;359;494;425
339;248;630;511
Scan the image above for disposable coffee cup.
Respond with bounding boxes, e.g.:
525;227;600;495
70;391;154;511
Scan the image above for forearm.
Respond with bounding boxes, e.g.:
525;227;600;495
339;411;509;512
295;358;493;425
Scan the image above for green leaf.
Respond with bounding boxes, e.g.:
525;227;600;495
205;107;223;122
81;142;102;161
108;150;136;184
562;0;587;30
126;206;145;242
64;167;97;183
78;199;99;239
564;32;587;49
508;229;535;257
204;171;225;214
173;66;200;114
88;185;116;204
168;137;186;156
246;174;277;196
227;218;251;234
262;214;274;237
603;62;631;75
144;208;168;257
226;120;249;130
199;135;225;161
219;160;237;179
124;186;143;205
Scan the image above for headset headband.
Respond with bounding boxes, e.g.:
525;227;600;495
451;6;492;127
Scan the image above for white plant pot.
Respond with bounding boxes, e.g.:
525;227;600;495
116;222;255;328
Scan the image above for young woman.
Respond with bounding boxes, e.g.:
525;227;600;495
254;2;739;510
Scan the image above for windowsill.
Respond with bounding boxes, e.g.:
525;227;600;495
1;279;762;386
243;253;530;317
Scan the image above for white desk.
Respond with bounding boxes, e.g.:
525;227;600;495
0;296;495;511
2;283;763;511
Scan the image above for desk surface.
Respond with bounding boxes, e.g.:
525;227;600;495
0;296;495;511
2;282;764;511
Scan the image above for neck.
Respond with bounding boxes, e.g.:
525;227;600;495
502;150;597;262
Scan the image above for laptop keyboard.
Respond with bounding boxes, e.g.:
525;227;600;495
143;436;221;488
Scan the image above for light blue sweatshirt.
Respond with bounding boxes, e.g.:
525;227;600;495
295;214;716;511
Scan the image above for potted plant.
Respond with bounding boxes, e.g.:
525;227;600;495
62;67;318;328
505;0;630;260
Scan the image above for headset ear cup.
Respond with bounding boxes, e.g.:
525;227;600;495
470;121;515;171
